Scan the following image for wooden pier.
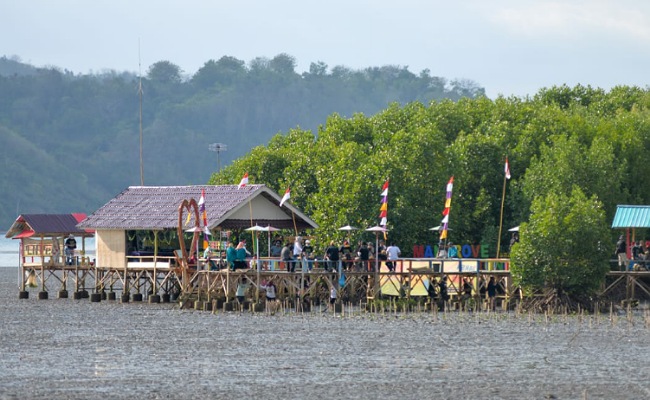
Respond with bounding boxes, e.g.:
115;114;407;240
17;257;513;309
18;257;650;311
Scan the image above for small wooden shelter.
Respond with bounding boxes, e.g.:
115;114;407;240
77;184;318;270
5;213;94;299
611;205;650;258
5;213;94;266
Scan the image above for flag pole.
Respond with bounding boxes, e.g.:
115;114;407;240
248;199;256;257
496;162;508;258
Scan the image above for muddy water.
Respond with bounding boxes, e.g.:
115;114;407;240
0;267;649;399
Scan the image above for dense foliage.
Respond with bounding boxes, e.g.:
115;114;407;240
0;55;483;229
510;189;610;297
210;85;650;284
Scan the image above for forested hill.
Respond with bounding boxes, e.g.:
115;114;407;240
0;54;484;229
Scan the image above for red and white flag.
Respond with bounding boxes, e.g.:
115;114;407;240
238;172;249;189
279;187;291;207
504;158;511;180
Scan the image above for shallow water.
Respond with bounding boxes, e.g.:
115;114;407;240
1;267;649;399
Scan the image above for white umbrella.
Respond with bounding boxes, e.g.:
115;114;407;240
245;225;266;232
429;226;452;231
262;225;280;258
338;225;358;231
185;226;211;268
508;226;520;232
366;226;388;273
245;225;264;263
246;225;280;258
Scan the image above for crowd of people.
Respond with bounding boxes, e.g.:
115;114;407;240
202;235;403;273
614;235;650;271
201;234;502;273
425;275;501;311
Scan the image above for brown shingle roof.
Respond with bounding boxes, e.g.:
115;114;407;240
77;185;318;231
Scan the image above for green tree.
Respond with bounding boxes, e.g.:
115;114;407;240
510;188;610;302
147;61;182;83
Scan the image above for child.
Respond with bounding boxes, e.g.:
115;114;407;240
329;285;338;310
235;277;249;304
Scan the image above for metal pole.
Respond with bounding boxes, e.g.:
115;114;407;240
209;143;227;173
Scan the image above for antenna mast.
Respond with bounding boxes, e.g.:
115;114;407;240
138;39;144;186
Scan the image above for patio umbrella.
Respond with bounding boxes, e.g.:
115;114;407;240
185;227;211;263
366;226;388;273
245;225;265;261
429;226;453;231
338;225;358;242
262;225;280;257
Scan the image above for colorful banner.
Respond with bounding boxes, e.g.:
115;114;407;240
440;177;454;240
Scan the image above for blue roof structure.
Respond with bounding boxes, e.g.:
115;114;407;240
611;205;650;228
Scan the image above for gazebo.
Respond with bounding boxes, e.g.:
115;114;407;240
611;205;650;259
5;213;94;299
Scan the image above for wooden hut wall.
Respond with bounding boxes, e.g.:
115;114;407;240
96;230;126;269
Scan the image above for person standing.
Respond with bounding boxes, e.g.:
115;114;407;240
339;240;353;270
292;236;303;273
281;242;293;272
377;240;387;269
235;241;249;270
437;240;447;258
487;276;498;311
329;285;338;311
226;241;237;271
509;232;520;253
632;240;644;260
64;234;77;265
447;242;458;258
203;244;218;270
302;239;314;271
235;276;250;308
615;235;627;271
261;279;278;312
438;275;449;311
386;242;401;272
357;241;370;271
462;277;473;310
324;241;340;272
270;240;283;258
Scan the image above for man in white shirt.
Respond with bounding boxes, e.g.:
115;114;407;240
292;236;303;273
386;243;401;272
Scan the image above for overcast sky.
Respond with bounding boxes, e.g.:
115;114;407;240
3;0;650;98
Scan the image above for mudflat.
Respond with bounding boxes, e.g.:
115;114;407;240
0;267;648;400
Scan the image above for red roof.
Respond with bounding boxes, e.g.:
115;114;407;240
4;214;94;239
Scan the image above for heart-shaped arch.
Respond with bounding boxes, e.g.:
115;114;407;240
176;198;201;290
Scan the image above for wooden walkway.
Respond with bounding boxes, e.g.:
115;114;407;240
18;258;650;309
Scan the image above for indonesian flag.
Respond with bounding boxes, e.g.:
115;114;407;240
505;157;511;180
279;187;291;207
238;172;249;189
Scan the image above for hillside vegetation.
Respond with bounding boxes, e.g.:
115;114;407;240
0;55;483;229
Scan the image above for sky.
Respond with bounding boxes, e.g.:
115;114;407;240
3;0;650;98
